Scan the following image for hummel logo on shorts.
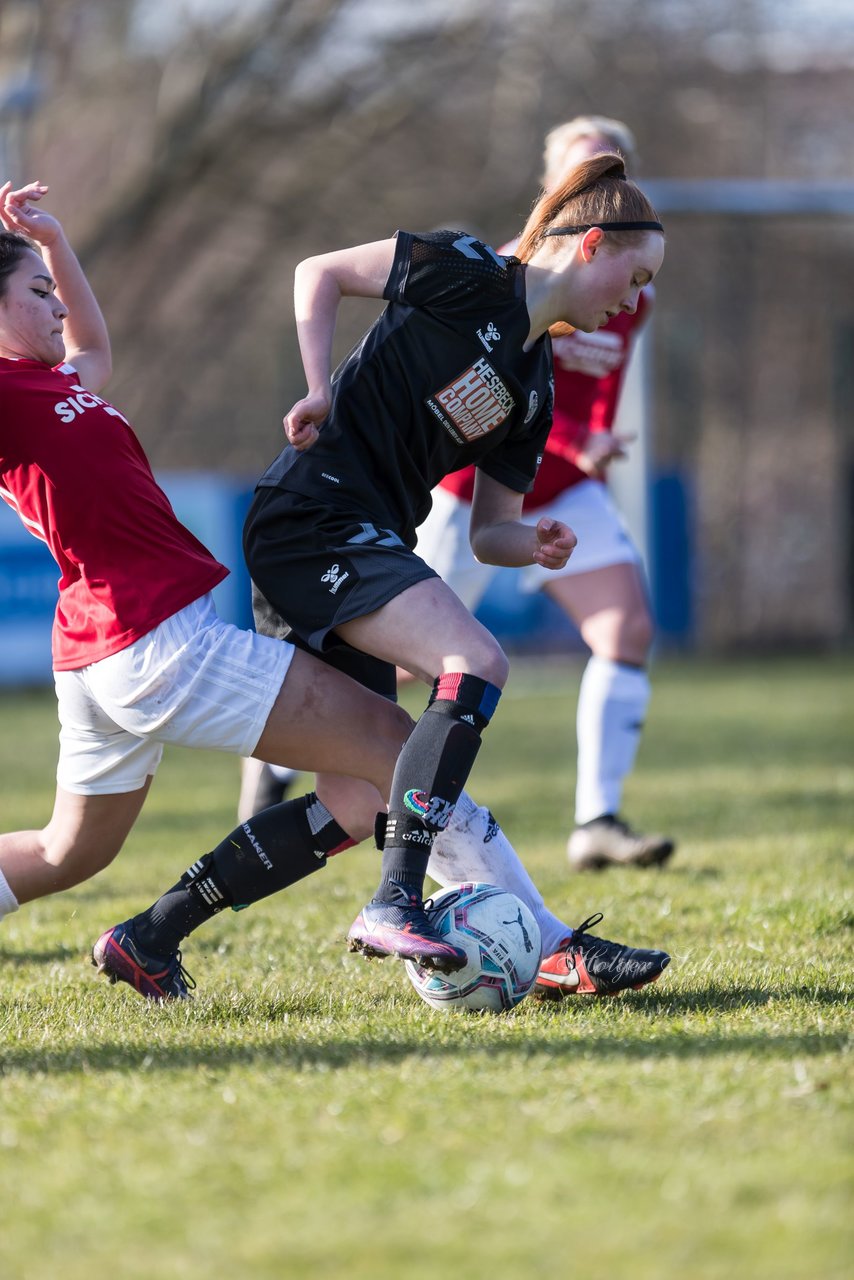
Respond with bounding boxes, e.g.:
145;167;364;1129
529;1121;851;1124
321;563;349;594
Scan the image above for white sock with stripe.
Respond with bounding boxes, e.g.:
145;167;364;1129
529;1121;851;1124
575;657;650;825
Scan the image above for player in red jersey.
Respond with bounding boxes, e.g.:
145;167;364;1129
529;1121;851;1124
416;117;676;873
0;180;415;996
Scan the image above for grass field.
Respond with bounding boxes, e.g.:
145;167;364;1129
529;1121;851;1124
0;654;851;1280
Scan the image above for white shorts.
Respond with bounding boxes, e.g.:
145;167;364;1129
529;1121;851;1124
415;479;641;611
54;594;294;795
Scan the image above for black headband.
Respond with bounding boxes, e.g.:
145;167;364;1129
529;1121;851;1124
544;221;664;236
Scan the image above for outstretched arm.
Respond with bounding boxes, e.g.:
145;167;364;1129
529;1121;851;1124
284;238;396;450
554;428;636;479
468;471;576;570
0;181;111;391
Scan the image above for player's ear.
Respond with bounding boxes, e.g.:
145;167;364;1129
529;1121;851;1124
580;227;605;262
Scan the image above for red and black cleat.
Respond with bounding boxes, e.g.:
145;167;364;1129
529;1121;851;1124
535;914;670;998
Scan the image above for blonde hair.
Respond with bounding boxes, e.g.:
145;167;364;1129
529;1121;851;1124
515;152;660;263
543;116;638;188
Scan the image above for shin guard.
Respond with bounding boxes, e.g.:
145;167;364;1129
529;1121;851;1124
378;673;501;896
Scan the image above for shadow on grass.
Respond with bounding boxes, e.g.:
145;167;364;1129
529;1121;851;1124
0;945;79;966
0;1026;845;1077
646;865;722;880
616;983;849;1016
0;981;848;1077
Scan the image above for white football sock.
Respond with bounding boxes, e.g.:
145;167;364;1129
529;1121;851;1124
428;791;569;955
575;656;650;825
0;869;20;921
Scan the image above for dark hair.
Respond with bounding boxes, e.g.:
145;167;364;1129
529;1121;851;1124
516;153;661;261
0;230;36;300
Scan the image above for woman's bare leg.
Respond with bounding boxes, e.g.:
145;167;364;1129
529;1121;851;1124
0;779;152;905
544;562;673;866
252;648;411;794
544;561;652;665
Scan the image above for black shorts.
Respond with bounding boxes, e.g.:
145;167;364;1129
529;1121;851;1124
244;487;439;697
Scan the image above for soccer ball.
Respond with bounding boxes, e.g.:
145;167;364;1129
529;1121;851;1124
404;882;542;1013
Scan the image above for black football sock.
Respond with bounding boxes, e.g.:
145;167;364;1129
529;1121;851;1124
132;793;351;955
376;673;501;901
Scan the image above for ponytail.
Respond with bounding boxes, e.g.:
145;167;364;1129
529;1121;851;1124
515;153;661;262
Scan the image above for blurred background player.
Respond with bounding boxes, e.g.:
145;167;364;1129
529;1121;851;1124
415;115;676;873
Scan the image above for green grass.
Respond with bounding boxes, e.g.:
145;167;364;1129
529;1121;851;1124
1;655;852;1280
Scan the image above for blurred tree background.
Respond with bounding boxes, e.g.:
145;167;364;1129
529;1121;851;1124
1;0;852;650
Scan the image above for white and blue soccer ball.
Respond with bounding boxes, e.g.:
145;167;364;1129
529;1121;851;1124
405;882;542;1013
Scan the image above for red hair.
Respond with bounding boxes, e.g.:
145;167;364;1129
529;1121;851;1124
515;153;660;262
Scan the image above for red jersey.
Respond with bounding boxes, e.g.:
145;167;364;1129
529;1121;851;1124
439;286;651;511
0;358;228;670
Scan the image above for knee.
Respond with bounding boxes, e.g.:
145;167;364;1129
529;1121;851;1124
456;638;509;689
588;607;654;666
315;776;384;844
618;608;654;663
485;646;510;689
368;698;414;753
391;702;416;739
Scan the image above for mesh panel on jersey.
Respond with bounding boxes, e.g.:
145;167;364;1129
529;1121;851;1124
406;231;517;303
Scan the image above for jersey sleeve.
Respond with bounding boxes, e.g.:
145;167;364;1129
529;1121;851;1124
476;390;553;495
384;230;516;313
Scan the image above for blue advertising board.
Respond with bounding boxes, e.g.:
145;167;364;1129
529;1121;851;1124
0;468;694;687
0;474;254;687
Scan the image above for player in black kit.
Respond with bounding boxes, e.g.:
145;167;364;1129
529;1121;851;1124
243;152;666;973
92;152;671;1002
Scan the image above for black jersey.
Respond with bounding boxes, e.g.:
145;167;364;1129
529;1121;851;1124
256;229;554;547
